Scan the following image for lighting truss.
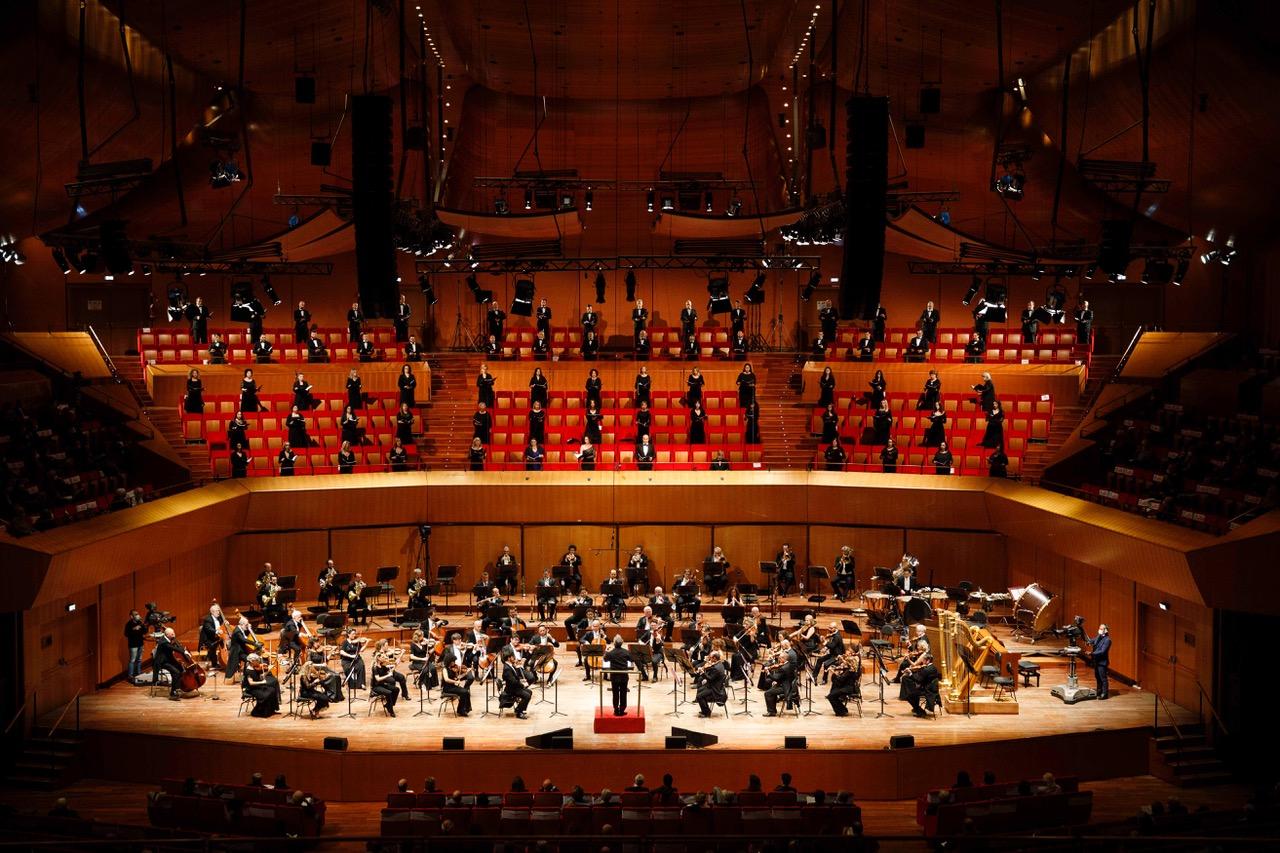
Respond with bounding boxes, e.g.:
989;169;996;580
415;255;823;274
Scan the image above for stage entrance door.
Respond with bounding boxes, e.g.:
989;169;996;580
1139;603;1199;710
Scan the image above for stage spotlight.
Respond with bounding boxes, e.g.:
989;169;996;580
1084;264;1097;280
744;272;766;305
52;248;71;274
77;251;99;274
660;195;675;211
1172;257;1189;286
705;191;714;213
474;288;493;304
261;275;282;306
1142;258;1174;285
800;270;820;301
625;268;636;302
646;190;655;212
166;287;187;322
1031;265;1045;281
524;188;533;210
727;197;743;217
560;192;574;209
1199;249;1218;265
962;275;982;306
1220;235;1237;266
142;264;153;276
995;171;1024;200
594;271;607;303
418;273;437;305
707;276;731;314
209;159;242;188
1012;76;1028;103
584;189;593;211
511;278;535;316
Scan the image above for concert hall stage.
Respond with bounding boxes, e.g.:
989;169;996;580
67;664;1190;802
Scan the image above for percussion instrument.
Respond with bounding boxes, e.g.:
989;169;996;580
901;596;933;623
862;591;890;615
928;590;950;612
1010;583;1061;641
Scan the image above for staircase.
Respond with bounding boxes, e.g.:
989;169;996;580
418;353;487;469
3;730;83;790
1019;354;1121;483
758;353;818;469
112;357;211;481
1149;723;1233;787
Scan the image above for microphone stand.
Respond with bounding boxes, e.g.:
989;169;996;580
412;661;432;718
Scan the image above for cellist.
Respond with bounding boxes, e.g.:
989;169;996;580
153;627;188;702
198;603;229;671
279;609;310;670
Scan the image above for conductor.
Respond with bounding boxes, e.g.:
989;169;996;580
604;635;634;716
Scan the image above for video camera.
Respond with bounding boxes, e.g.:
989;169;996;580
1052;614;1086;642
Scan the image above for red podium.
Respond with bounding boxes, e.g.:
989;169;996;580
594;706;645;733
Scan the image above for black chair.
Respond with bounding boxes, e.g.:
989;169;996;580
992;660;1017;702
1018;660;1041;688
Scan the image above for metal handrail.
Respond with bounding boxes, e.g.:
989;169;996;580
1153;692;1184;764
87;324;154;438
1112;326;1145;377
48;690;82;738
1196;680;1229;739
2;690;35;737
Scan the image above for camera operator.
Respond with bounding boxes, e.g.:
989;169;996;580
1086;623;1111;700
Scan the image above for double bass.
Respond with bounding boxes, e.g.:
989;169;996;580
175;644;208;693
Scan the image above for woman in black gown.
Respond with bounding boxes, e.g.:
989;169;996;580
872;400;893;445
744;400;761;444
737;363;757;409
239;369;260;413
635;401;651;441
529;368;548;408
299;662;332;718
340;406;362;445
243;655;280;717
476;364;496;407
585;369;603;410
688;402;708;444
339;628;368;690
527;400;546;444
346;369;363;412
817;366;836;408
398;364;418;408
584;402;603;444
981;400;1005;448
285;406;310;448
634;366;652;408
933;441;954;475
396;403;415;444
686;368;705;408
468;438;486;471
924;401;947;447
292;372;314;411
184;369;204;415
867;369;886;410
917;370;941;411
820;403;840;443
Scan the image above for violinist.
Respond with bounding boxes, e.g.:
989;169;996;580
499;650;532;718
371;652;402;717
198;603;229;670
635;607;665;682
601;568;625;623
374;639;412;701
153;627;188;701
560;545;583;594
305;644;344;702
893;624;930;684
299;662;332;718
339;627;368;690
226;615;258;681
496;545;519;597
407;568;432;611
242;654;281;717
674;569;702;619
480;587;511;633
408;629;437;690
791;614;820;654
902;653;941;718
814;622;845;683
762;640;799;717
577;620;607;682
827;647;862;716
832;546;856;602
535;569;560;621
564;591;594;641
347;573;369;625
441;651;473;716
317;560;340;608
695;650;728;718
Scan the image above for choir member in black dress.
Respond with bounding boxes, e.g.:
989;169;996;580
585;369;603;410
905;330;929;362
685;367;705;407
880;438;899;472
208;333;228;364
817;366;836;408
635;401;652;441
346;369;363;411
184;369;204;415
292;372;314;411
404;335;424;362
972;372;996;412
1074;300;1094;347
307;330;328;363
476;363;496;407
924;401;947;447
744;400;762;444
832;546;856;601
523;438;545;470
536;298;552;339
872;400;893;445
634;329;651;360
243;655;281;717
867;369;886;410
468;438;486;471
286;406;310;448
341;406;362;445
776;543;797;595
240;369;260;413
528;367;548;408
917;370;941;411
398;365;417;408
633;366;651;407
820;403;840;443
338;441;357;474
988;446;1009;478
933;441;954;475
856;331;875;361
472;403;491;443
347;301;364;342
981;400;1005;448
388;438;409;472
189;296;210;344
253;336;274;362
396;403;415;444
277;443;298;476
919;301;940;344
230;443;250;478
688;402;707;444
872;304;888;342
584;402;604;444
1021;300;1039;344
581;330;600;360
293;301;312;343
632;299;648;342
824;436;847;471
680;300;698;340
635;434;656;470
575;437;596;471
226;411;249;447
736;363;757;409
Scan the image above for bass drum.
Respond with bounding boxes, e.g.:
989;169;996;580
901;596;933;624
1013;583;1061;638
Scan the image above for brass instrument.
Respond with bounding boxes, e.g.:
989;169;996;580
348;580;366;601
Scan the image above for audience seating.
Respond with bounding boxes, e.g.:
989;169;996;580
149;778;325;837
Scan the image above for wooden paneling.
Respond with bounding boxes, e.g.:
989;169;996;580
808;526;905;584
97;575;135;684
521;525;617;594
416;525;522;594
617;525;712;593
329;527;422;584
23;600;98;711
1099;570;1137;678
612;475;812;525
713;525;809;590
905;530;1007;593
241;476;429;532
226;533;330;601
807;478;993;531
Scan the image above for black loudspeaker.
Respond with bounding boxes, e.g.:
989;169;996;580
351;94;397;320
889;734;915;750
671;727;719;748
840;95;889;321
920;87;942;114
310;142;331;167
443;737;465;751
549;735;573;750
323;736;348;751
295;76;316;104
1098;220;1133;275
525;728;573;750
905;124;926;149
784;736;808;750
665;736;688;750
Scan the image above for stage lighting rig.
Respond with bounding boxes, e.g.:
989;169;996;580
594;271;607;303
744;272;766;305
418;274;437;305
800;270;820;302
624;268;636;302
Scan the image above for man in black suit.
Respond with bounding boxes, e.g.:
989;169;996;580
152;627;186;700
918;300;940;344
1021;300;1039;345
1087;623;1111;699
500;651;532;718
827;653;861;716
188;297;210;344
603;635;633;715
487;304;507;345
1074;300;1094;347
208;334;228;364
763;643;798;716
695;651;728;717
903;654;941;718
905;329;929;363
404;336;424;362
307;331;328;363
347;301;364;343
394;294;413;342
293;301;312;343
730;301;747;338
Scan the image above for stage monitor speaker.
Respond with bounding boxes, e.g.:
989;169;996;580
443;737;465;751
351;94;397;320
1098;219;1133;275
665;736;688;750
840;95;889;321
671;727;719;749
549;735;573;750
920;87;942;114
784;736;808;750
525;728;573;750
323;736;348;751
890;734;915;750
310;142;332;167
905;124;926;149
295;76;316;104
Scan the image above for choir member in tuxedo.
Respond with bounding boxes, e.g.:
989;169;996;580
932;441;954;475
286;406;310;448
688;402;707;444
388;438;410;471
744;401;761;444
905;329;929;363
528;367;548;408
527;399;546;445
824;436;847;471
631;299;648;343
924;401;947;447
292;372;314;411
635;401;652;442
919;301;940;343
736;363;757;408
730;301;747;338
476;363;496;407
872;400;894;445
695;650;728;717
635;434;656;470
495;545;518;597
240;369;261;413
964;332;986;363
581;330;600;360
208;333;228;364
499;651;532;717
988;446;1009;478
580;304;598;338
277;443;298;476
872;304;888;342
880;438;901;471
731;330;748;359
633;366;652;408
814;622;846;683
189;297;210;344
472;402;492;443
856;331;875;361
184;369;204;415
867;369;887;410
604;635;633;715
198;603;228;670
535;569;560;620
917;370;941;411
811;330;828;359
532;331;549;359
356;333;375;362
337;441;357;474
536;298;552;339
468;438;486;471
560;545;583;594
972;372;996;412
484;334;500;356
347;301;364;342
685;367;705;407
634;329;651;360
980;400;1005;448
398;365;417;408
710;450;731;471
601;569;625;622
307;330;328;363
346;368;363;411
523;438;545;470
230;443;250;478
817;366;836;408
404;335;424;362
574;436;596;470
1074;300;1094;347
674;569;702;619
396;404;414;445
393;294;412;342
292;301;312;343
832;546;856;601
775;543;797;596
242;654;281;716
680;300;699;340
820;403;840;443
1021;300;1039;344
341;406;362;445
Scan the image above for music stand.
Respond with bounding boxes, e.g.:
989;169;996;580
436;565;459;608
536;580;562;623
759;561;778;602
740;583;759;606
807;566;829;599
581;642;605;684
359;586;384;629
497;561;519;597
702;559;726;602
625;564;648;602
484;605;510;634
551;566;571;599
277;574;298;590
652;601;673;623
721;605;745;626
375;566;400;607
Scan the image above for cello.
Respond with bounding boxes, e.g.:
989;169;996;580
175;644;208;694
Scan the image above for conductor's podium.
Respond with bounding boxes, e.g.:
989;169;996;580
594;706;646;734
